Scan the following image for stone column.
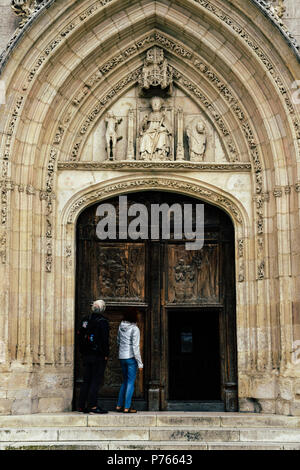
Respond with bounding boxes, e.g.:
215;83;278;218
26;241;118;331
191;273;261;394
127;108;135;160
176;108;184;161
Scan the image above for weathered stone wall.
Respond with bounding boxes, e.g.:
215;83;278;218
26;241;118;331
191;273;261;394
0;0;18;53
283;0;300;45
0;0;299;415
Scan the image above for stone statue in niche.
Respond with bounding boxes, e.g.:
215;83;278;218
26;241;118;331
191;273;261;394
139;96;172;161
186;118;207;161
105;112;122;160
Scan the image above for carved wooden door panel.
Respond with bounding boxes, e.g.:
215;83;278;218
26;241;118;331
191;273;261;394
166;243;220;304
74;208;147;409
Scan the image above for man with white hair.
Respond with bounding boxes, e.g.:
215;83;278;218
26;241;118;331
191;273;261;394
77;299;109;414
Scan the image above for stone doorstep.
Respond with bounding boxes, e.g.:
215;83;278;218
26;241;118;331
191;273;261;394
1;427;300;443
1;441;300;451
0;412;300;428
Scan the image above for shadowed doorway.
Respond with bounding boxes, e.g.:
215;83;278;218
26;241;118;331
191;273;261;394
73;191;238;412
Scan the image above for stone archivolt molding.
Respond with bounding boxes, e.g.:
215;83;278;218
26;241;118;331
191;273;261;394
3;4;298;175
64;176;245;226
52;31;255;166
63;176;247;283
4;1;299;183
3;2;298;157
1;0;298;277
47;34;265;276
6;0;299;61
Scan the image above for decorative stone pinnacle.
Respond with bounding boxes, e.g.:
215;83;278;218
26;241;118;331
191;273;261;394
138;47;173;94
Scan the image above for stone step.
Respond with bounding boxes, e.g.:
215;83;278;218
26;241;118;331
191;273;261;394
0;412;299;429
1;426;300;443
2;441;300;451
1;413;300;451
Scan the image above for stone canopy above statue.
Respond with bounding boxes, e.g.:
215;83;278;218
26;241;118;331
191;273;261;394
138;47;173;95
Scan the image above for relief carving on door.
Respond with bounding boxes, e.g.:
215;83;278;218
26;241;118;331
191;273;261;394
97;244;145;301
167;244;220;303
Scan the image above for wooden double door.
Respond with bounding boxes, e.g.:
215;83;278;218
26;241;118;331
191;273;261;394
74;191;238;411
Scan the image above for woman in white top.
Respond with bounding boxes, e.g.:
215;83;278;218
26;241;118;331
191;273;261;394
116;308;143;413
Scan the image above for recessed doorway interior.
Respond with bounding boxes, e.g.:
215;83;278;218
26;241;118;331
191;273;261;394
73;191;238;412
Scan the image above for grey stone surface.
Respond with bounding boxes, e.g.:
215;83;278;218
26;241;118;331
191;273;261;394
150;427;240;442
58;427;150;441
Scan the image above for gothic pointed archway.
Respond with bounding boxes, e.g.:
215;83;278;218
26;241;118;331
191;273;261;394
0;0;299;415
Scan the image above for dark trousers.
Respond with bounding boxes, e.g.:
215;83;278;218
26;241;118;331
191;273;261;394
78;355;106;409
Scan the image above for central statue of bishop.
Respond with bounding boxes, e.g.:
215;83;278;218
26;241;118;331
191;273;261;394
139;96;172;161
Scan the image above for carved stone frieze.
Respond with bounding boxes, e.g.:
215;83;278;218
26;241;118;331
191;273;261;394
53;125;65;145
65;244;72;271
41;147;58;272
238;239;246;282
0;179;14;227
269;0;286;19
57;161;251;171
66;177;244;226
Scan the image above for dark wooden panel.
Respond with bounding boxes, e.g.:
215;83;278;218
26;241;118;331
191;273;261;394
166;243;220;304
95;243;146;302
74;191;238;411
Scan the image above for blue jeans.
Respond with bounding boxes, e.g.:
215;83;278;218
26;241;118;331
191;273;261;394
117;357;138;409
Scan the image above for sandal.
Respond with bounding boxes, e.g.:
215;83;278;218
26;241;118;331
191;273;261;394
123;408;137;413
115;406;123;412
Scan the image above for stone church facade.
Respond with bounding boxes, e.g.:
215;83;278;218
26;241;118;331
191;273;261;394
0;0;300;416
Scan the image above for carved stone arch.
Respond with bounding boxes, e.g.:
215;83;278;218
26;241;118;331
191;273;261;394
1;2;297;199
61;174;248;229
57;173;252;403
0;0;299;415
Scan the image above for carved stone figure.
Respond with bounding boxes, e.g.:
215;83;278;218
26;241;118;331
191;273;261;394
269;0;286;19
138;47;173;93
186;119;207;161
105;112;122;160
11;0;44;23
139;96;172;161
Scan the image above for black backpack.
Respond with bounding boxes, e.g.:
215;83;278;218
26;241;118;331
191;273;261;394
77;315;102;354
